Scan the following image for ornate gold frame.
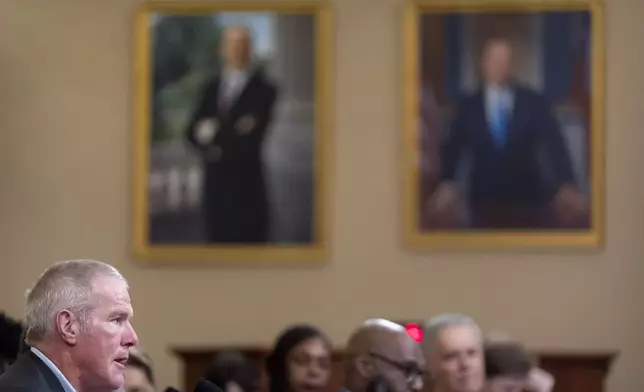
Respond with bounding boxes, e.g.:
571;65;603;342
131;1;333;263
401;0;605;249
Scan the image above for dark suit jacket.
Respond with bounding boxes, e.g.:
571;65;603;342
440;85;575;207
185;68;278;243
0;351;65;392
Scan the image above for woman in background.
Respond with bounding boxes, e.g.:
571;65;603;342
266;324;333;392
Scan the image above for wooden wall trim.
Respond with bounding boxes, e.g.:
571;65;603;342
171;346;618;392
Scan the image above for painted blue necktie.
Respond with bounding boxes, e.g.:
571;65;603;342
491;98;509;147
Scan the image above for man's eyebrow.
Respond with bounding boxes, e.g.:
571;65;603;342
111;308;133;318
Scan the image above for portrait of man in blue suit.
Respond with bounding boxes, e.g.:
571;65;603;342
419;13;591;230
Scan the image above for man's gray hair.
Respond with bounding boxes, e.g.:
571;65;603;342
24;259;126;345
421;313;483;354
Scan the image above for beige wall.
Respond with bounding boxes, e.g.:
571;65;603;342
0;0;642;391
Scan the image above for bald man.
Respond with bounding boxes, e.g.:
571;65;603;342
342;319;425;392
186;26;278;243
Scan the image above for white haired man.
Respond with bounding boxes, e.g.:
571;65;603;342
0;259;138;392
421;314;485;392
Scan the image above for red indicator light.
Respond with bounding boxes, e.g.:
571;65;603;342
405;323;423;343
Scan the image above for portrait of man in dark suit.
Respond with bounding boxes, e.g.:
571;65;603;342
186;26;278;243
144;12;318;248
418;12;592;230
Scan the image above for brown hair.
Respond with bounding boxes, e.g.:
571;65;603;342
484;342;534;378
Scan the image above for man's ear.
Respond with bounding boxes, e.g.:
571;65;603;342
356;355;374;378
55;310;80;345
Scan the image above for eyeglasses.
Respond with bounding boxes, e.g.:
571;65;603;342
368;352;427;383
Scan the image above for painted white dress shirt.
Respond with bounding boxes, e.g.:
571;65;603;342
484;84;514;124
219;68;249;108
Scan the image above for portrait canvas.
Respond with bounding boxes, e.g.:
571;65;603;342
402;1;604;249
132;3;332;262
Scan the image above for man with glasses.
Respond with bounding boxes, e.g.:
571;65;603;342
341;319;425;392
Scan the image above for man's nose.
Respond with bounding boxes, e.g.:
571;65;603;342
123;322;139;347
457;356;469;370
308;364;323;377
411;376;424;391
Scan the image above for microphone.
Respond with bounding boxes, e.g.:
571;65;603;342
193;378;224;392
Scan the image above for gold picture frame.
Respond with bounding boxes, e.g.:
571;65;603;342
132;2;333;263
402;0;605;249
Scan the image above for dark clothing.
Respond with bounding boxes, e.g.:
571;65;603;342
186;69;278;243
0;351;65;392
441;85;575;229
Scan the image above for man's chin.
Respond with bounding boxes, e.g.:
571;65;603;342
455;380;483;392
107;374;125;391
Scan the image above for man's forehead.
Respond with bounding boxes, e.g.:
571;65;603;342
226;27;251;40
486;41;512;57
437;325;480;349
105;299;134;319
91;277;131;303
391;335;424;362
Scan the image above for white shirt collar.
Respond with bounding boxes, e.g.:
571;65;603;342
487;83;507;91
31;347;77;392
485;84;513;107
222;68;249;83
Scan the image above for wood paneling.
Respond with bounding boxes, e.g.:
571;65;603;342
172;347;616;392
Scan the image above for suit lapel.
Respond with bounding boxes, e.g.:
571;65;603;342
4;351;69;392
210;76;224;114
216;71;260;119
29;351;67;392
505;87;523;143
226;72;259;117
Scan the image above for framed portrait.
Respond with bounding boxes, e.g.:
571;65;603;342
402;0;605;249
131;2;333;263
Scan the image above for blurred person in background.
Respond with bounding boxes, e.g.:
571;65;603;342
266;324;333;392
203;350;259;392
185;25;278;244
341;319;425;392
421;314;485;392
428;37;586;229
483;342;553;392
125;346;156;392
0;313;24;375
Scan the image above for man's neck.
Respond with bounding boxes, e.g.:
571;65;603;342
487;82;509;89
33;343;83;392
